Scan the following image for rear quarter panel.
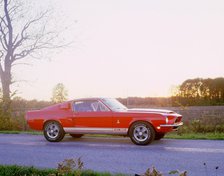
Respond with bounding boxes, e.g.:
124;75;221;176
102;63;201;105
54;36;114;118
26;107;73;131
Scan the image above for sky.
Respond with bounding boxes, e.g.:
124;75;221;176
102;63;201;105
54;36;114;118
12;0;224;100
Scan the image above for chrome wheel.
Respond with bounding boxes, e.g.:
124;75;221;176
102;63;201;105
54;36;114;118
46;122;60;139
133;125;149;142
44;121;65;142
129;122;155;145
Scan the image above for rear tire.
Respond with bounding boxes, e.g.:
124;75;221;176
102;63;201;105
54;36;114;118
69;134;83;138
44;121;65;142
129;122;155;145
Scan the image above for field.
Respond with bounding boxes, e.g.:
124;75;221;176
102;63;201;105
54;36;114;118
130;105;224;135
164;106;224;121
128;105;224;121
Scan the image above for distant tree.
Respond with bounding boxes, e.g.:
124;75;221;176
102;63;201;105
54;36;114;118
51;83;68;103
173;77;224;106
11;96;52;110
117;97;172;107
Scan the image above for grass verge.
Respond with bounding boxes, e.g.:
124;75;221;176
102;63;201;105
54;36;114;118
165;132;224;140
0;165;126;176
0;130;42;135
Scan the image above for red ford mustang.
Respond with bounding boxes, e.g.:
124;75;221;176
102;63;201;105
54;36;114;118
26;98;183;145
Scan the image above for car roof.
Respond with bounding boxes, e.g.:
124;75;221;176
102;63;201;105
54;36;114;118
72;97;109;102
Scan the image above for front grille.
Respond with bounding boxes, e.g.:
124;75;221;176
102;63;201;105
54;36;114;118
175;116;182;123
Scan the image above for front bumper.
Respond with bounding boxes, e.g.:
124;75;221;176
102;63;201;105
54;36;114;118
160;122;183;128
160;122;183;131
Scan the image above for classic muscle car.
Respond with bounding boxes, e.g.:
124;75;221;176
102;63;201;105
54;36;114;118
26;98;183;145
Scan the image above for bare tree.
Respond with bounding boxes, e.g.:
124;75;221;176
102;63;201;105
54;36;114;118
0;0;64;110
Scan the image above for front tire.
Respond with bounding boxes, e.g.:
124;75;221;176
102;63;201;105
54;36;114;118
129;122;155;145
44;121;65;142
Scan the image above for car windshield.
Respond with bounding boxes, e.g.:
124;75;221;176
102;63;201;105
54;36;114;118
102;98;127;112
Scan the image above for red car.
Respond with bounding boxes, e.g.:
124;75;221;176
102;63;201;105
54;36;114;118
26;98;183;145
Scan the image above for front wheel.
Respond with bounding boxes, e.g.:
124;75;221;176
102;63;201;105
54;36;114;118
44;121;65;142
129;122;155;145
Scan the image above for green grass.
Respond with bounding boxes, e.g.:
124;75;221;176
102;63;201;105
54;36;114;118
0;130;42;135
0;130;20;134
165;132;224;140
0;165;57;176
0;165;126;176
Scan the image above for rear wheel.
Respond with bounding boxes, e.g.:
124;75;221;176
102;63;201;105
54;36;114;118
155;133;165;140
69;134;83;138
129;122;155;145
44;121;65;142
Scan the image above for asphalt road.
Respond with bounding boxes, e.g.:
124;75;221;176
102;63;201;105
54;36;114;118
0;134;223;176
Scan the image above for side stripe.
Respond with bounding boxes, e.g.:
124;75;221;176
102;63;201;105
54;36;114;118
64;127;128;135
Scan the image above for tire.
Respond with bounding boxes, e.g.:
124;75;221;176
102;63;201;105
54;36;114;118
69;134;83;138
44;121;65;142
129;121;155;145
155;133;165;140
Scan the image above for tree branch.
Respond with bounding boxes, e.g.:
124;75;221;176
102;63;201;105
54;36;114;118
0;17;9;49
0;50;3;58
12;10;49;57
0;37;7;51
0;16;7;27
0;0;70;102
11;62;32;67
4;0;13;48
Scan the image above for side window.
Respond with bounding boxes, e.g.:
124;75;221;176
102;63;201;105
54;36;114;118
73;100;110;112
91;101;110;112
98;101;110;112
73;101;94;112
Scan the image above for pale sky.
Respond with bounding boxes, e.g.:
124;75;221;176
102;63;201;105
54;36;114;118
12;0;224;100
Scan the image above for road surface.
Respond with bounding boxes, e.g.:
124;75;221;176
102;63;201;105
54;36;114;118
0;134;223;176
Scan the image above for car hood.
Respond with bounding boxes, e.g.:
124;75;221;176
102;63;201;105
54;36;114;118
127;108;175;114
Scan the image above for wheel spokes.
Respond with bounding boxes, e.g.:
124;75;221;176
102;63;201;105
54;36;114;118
46;122;60;139
133;125;149;142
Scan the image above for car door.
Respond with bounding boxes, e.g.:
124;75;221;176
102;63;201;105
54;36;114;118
71;100;113;133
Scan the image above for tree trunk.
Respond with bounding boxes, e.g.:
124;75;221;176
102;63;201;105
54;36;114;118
0;65;12;113
0;0;13;112
2;75;11;101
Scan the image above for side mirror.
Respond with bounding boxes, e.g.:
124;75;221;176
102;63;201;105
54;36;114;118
60;102;70;110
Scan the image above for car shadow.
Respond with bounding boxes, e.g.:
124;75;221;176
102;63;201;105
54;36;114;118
50;135;166;147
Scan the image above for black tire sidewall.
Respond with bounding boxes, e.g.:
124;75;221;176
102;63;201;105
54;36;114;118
129;122;155;145
44;121;65;142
